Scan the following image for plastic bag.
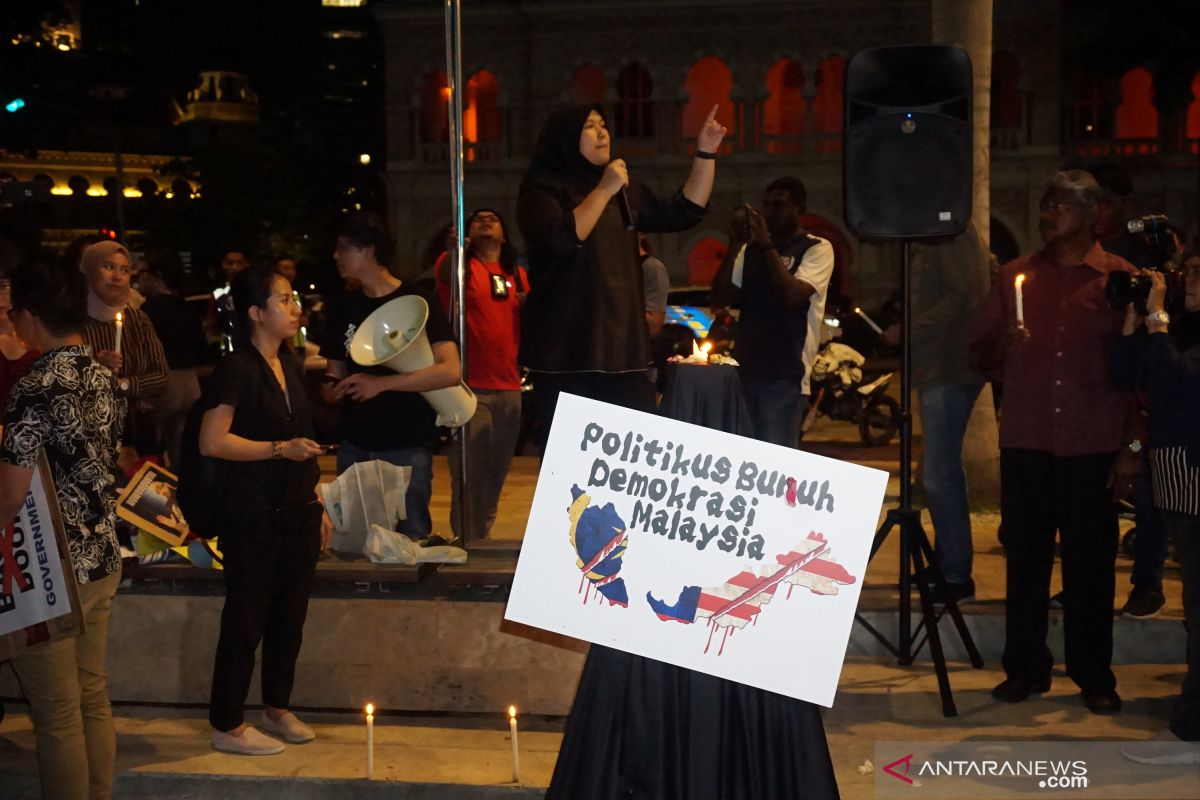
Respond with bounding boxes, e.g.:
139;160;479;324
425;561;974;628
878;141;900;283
320;460;411;556
364;524;467;565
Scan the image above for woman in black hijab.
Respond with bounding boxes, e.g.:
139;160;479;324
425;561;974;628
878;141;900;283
518;103;726;429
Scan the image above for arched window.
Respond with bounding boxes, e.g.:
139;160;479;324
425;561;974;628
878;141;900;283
465;69;501;160
763;59;806;154
419;69;450;143
1187;71;1200;154
1115;66;1158;152
683;57;734;153
1069;75;1114;143
687;237;726;286
990;217;1020;267
811;55;845;152
992;50;1023;131
571;64;606;106
615;62;654;139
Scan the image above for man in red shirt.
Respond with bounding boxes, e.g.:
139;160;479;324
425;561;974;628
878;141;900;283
970;170;1135;715
436;209;527;540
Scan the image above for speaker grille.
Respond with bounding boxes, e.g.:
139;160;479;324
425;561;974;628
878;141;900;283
846;114;970;238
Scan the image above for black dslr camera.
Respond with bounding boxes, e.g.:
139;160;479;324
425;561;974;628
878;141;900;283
1104;214;1185;313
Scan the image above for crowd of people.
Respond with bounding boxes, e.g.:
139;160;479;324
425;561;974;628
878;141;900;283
0;99;1197;796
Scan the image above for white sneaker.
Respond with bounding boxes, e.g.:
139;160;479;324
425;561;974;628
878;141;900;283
260;710;316;743
1121;732;1200;766
212;726;285;755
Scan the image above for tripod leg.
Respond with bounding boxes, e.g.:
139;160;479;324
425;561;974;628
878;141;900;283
869;511;899;562
915;525;984;668
909;530;958;717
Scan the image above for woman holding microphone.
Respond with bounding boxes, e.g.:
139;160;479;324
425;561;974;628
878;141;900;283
517;103;726;430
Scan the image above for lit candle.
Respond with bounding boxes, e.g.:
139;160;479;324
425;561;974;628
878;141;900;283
1014;273;1026;327
113;311;124;355
508;705;520;784
854;307;884;336
365;703;375;780
700;341;713;363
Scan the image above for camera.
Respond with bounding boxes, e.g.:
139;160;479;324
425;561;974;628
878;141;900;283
1104;214;1185;313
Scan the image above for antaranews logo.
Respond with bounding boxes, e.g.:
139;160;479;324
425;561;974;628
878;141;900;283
880;752;1088;790
883;754;915;785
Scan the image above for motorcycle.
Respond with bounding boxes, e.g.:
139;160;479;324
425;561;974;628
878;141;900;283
802;337;899;446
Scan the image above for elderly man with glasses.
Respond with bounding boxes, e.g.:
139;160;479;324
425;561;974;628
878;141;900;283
969;170;1137;715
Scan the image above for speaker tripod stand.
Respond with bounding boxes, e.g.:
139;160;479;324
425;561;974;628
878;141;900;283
853;240;984;718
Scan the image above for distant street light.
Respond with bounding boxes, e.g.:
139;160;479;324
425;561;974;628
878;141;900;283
5;98;25;113
359;153;371;165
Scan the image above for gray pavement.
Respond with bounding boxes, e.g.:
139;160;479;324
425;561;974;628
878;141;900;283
0;659;1190;799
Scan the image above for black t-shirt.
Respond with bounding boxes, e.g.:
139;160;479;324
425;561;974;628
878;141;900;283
319;283;455;450
211;348;320;512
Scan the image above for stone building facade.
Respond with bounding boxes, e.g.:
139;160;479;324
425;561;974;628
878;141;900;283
375;0;1199;305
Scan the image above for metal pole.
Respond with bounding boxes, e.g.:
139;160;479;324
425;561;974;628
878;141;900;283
113;148;128;246
444;0;470;549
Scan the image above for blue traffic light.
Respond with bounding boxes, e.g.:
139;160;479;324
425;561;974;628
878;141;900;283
5;98;25;113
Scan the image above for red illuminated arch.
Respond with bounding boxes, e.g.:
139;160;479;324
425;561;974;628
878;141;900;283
764;58;806;154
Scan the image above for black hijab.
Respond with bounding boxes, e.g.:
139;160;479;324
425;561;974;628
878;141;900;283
519;104;607;196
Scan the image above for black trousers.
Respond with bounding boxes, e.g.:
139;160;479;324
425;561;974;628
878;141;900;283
209;503;322;731
999;448;1118;693
533;370;657;451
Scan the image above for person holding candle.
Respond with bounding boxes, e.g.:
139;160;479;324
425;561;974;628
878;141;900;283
711;176;834;447
969;170;1135;714
203;265;332;755
79;241;169;458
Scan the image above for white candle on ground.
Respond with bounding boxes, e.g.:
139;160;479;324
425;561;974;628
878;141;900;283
508;705;520;784
1014;273;1026;327
365;703;375;780
854;307;884;335
113;311;124;355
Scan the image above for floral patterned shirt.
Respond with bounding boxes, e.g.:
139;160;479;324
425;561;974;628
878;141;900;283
0;346;125;583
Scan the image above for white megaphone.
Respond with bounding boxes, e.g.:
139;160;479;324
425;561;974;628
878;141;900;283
349;295;477;428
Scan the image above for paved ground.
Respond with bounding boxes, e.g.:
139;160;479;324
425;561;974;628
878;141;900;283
0;660;1190;799
2;411;1191;798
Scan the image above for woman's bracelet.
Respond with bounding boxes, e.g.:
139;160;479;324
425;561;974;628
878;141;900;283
696;150;717;160
271;440;284;459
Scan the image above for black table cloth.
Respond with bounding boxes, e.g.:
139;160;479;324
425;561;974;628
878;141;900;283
546;362;840;799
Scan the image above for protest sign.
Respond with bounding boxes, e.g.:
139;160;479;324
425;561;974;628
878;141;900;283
0;452;83;660
117;461;189;546
505;394;889;706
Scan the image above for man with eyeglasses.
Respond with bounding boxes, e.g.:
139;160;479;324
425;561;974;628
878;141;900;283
969;170;1136;715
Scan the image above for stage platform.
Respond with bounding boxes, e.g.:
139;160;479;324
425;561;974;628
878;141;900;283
0;421;1187;716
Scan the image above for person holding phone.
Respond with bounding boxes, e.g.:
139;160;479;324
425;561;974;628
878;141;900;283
711;177;835;447
201;265;332;755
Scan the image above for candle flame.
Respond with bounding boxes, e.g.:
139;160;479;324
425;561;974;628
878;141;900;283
115;312;124;323
854;307;862;314
365;703;375;716
700;342;712;353
1014;273;1026;288
508;705;517;719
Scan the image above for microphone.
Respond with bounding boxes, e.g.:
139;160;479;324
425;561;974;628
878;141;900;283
616;187;635;231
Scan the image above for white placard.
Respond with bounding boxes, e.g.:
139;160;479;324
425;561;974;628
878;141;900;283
505;394;889;707
0;454;76;643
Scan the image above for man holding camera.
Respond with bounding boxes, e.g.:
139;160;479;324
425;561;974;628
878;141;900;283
969;170;1135;715
711;177;833;447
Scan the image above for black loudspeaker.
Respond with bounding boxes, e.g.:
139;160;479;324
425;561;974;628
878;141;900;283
844;45;972;239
